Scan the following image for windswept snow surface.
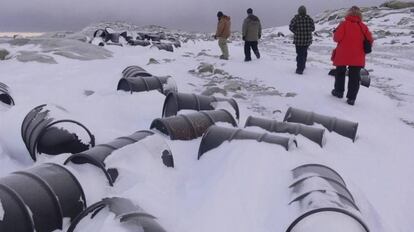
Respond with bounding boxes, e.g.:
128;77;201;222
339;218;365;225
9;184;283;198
1;8;414;232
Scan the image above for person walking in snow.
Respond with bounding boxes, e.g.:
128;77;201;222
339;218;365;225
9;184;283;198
331;6;373;105
242;8;262;62
289;5;315;74
214;11;231;60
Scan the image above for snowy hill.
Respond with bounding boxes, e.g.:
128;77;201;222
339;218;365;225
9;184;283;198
0;2;414;232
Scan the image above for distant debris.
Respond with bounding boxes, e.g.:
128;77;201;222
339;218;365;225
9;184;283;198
380;1;414;9
0;48;10;60
90;26;179;52
16;51;57;64
0;37;112;63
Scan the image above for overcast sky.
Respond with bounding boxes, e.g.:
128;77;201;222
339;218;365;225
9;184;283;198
0;0;386;32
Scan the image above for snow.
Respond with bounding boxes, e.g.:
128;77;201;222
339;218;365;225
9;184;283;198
0;5;414;232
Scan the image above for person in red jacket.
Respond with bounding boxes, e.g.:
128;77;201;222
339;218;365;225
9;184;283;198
331;6;373;105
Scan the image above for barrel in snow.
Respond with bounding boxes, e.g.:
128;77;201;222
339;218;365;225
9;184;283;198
151;110;237;140
67;197;166;232
245;116;325;147
92;27;123;46
162;92;240;120
283;107;358;142
0;82;14;106
286;163;369;232
328;68;370;88
117;66;178;95
64;130;174;186
0;163;86;232
21;104;95;161
151;42;174;52
198;125;296;159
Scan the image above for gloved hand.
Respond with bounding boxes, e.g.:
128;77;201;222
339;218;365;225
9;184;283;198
242;36;246;41
213;35;217;39
258;34;261;39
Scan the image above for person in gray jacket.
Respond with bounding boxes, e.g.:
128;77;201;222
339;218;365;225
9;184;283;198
242;8;262;61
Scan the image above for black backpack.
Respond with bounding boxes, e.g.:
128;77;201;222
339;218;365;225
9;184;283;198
358;23;372;54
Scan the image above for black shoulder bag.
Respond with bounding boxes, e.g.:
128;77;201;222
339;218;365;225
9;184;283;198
358;23;372;54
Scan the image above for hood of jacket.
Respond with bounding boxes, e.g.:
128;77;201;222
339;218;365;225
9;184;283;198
220;15;231;22
345;15;362;23
247;14;259;22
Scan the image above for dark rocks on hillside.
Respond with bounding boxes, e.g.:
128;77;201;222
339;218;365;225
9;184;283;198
147;58;160;65
380;1;414;9
0;49;10;60
197;63;215;73
16;51;57;64
202;87;228;96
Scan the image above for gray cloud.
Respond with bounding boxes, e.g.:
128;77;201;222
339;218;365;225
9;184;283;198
0;0;386;32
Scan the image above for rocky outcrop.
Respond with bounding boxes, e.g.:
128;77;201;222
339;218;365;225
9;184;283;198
380;1;414;9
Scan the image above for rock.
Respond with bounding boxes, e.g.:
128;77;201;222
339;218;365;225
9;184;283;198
9;38;30;46
213;68;227;75
203;81;218;87
0;49;10;60
224;81;243;92
285;92;298;98
232;93;247;100
398;17;414;26
84;90;95;96
197;63;214;73
147;58;160;65
277;32;285;37
16;51;57;64
202;87;227;96
163;58;174;63
380;1;414;9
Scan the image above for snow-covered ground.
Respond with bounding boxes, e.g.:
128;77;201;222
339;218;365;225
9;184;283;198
1;5;414;232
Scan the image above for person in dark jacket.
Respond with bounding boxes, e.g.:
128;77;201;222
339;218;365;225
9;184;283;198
289;5;315;74
331;6;373;105
242;8;262;61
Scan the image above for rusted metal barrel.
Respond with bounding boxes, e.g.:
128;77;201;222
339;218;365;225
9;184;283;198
0;163;86;232
64;130;174;186
151;110;237;140
284;107;358;142
67;197;166;232
0;82;14;106
198;125;296;159
118;66;177;95
245;116;325;147
286;164;369;232
162;92;240;120
152;43;174;52
21;104;95;161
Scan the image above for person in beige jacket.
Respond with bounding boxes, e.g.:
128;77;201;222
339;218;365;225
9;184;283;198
214;11;231;60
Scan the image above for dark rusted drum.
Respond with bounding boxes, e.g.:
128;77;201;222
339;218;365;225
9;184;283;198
67;197;167;232
0;82;14;106
65;131;174;186
162;92;240;120
151;110;237;141
198;125;296;159
245;116;325;147
21;104;95;161
284;107;358;142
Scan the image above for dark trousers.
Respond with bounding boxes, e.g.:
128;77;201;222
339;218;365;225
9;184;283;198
295;45;308;72
244;41;260;60
334;66;361;100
